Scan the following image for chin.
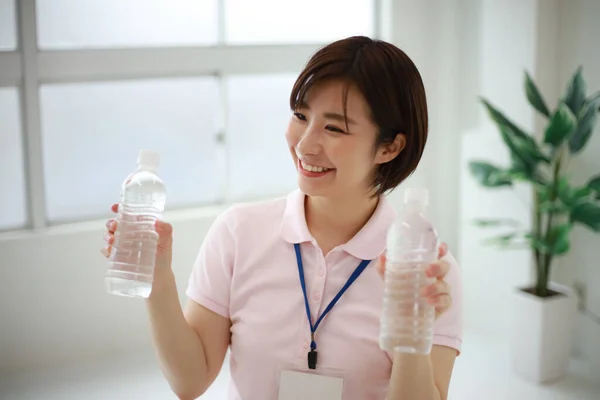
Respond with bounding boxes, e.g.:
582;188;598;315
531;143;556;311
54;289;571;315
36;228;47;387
297;178;330;198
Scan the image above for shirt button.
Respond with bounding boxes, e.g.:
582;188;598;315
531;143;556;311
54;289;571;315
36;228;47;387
303;341;309;350
313;293;321;301
319;268;325;276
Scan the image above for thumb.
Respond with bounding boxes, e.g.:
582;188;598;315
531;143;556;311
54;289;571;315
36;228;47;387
155;220;173;253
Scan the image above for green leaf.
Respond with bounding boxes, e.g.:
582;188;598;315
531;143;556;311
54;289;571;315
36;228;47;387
549;223;571;255
544;103;576;146
569;95;600;153
474;218;521;227
481;98;530;139
588;174;600;197
468;161;513;187
571;201;600;232
563;66;586;116
480;98;550;166
496;125;549;168
483;232;518;246
588;91;600;110
571;187;593;205
557;177;571;200
525;71;550;117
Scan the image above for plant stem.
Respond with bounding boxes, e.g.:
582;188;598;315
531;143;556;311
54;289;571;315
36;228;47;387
533;190;542;274
539;148;564;297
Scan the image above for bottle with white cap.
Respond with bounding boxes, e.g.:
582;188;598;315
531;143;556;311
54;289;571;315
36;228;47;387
106;150;166;298
379;188;439;354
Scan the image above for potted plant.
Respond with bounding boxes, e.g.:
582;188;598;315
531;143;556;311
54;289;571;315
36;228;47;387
468;67;600;383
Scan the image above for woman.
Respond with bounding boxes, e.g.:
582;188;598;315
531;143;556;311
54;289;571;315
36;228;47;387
103;36;462;400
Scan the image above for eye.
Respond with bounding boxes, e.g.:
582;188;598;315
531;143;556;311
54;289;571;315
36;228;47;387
293;111;307;121
325;124;346;134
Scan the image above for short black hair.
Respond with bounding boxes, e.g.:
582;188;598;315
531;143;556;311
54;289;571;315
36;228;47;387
290;36;428;196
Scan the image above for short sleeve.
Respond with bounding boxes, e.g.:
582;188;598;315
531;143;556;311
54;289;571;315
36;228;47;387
432;251;463;355
185;209;236;319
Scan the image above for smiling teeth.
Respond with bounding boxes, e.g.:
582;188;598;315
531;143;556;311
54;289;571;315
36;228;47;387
301;160;330;173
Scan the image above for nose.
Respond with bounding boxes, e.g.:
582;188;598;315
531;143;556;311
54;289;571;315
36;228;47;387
295;124;322;158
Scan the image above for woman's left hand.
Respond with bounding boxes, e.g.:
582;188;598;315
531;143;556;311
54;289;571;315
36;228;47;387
376;242;452;320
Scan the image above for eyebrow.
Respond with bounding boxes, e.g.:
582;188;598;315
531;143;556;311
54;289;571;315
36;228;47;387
297;101;357;125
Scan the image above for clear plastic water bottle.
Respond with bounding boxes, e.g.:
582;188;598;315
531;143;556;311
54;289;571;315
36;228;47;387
106;150;166;299
380;188;438;354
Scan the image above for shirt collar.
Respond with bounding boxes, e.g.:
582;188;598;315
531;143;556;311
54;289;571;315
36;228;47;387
280;189;395;260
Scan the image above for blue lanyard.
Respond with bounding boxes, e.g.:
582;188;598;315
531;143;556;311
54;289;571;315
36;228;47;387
294;243;371;369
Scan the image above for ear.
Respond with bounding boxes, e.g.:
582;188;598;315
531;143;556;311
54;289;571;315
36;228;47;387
375;133;406;164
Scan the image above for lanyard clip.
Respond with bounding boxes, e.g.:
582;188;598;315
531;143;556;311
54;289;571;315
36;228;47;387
308;349;318;369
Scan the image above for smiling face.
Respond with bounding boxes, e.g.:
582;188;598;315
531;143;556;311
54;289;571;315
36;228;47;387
285;80;403;200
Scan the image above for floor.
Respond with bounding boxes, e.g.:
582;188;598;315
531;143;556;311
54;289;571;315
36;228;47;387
1;332;598;400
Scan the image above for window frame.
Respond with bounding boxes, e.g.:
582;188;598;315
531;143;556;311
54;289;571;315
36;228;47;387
0;0;382;231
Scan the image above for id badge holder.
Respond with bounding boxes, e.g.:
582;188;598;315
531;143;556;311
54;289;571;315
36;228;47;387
278;363;344;400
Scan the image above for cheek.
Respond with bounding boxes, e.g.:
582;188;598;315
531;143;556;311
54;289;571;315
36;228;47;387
334;140;375;170
285;119;301;148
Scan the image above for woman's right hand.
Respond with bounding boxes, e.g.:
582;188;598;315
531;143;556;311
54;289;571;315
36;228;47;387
102;203;174;270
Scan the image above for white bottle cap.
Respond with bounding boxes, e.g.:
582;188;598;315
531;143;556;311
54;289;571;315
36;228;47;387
137;149;159;170
404;187;429;205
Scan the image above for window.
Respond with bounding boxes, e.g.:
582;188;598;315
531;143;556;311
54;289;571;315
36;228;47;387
226;74;299;201
36;0;219;49
1;1;378;229
39;78;221;223
224;0;375;44
0;88;27;229
0;0;17;50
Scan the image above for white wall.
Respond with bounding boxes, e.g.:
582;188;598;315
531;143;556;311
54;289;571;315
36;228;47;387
381;0;463;251
0;207;223;369
555;0;600;368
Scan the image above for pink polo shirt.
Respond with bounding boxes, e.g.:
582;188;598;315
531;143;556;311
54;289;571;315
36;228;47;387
186;189;462;400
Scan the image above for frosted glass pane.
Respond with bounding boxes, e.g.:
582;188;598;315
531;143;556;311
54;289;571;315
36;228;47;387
36;0;218;49
0;0;17;50
225;0;374;44
40;78;221;223
0;88;27;229
226;74;298;201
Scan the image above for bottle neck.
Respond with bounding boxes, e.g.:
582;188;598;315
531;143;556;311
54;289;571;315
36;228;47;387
137;164;158;173
404;201;427;213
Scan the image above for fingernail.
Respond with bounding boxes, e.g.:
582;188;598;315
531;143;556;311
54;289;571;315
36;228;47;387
106;220;112;229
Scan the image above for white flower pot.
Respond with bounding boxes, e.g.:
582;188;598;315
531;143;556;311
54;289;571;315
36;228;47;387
510;282;577;383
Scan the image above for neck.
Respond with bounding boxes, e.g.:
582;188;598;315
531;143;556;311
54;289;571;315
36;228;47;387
305;191;379;252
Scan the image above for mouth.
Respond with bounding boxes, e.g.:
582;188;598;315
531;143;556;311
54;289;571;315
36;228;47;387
298;159;335;177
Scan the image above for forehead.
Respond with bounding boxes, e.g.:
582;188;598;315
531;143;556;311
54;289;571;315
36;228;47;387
302;79;371;118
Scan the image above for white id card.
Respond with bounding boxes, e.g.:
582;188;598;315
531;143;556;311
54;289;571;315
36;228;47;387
278;370;344;400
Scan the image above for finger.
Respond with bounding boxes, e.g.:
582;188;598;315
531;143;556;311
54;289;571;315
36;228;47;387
430;294;452;311
155;220;174;251
437;242;448;259
426;260;450;279
376;255;386;279
105;219;118;234
104;232;115;246
101;246;111;258
421;280;450;297
111;203;119;213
